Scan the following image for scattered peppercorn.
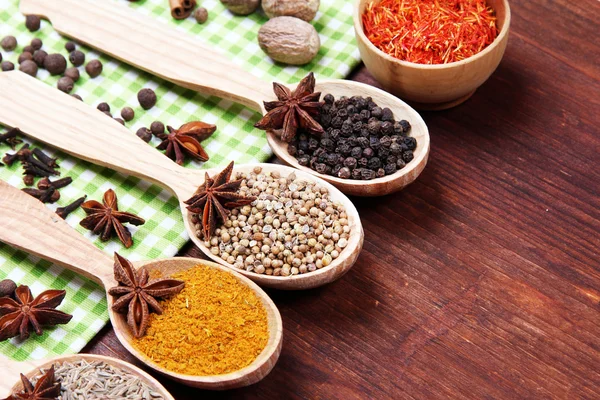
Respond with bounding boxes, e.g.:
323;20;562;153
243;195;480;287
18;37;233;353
150;121;165;136
25;15;41;31
195;7;209;23
30;38;42;50
0;279;16;298
65;41;76;52
1;36;17;51
18;52;33;64
1;61;14;71
32;49;47;67
120;107;134;121
71;94;83;101
137;88;157;110
136;127;152;143
114;118;125;125
64;66;80;82
288;94;416;180
57;76;74;93
22;45;34;54
97;102;110;112
19;60;38;77
85;59;102;78
44;53;67;75
69;50;85;67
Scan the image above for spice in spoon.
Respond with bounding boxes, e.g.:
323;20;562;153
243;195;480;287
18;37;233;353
5;364;61;400
132;264;269;376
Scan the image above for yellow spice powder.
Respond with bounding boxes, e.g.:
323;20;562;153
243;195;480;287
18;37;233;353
133;265;269;376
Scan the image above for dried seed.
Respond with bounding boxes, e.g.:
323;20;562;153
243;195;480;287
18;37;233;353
69;50;85;67
85;59;102;78
137;88;157;110
25;15;41;31
44;53;67;75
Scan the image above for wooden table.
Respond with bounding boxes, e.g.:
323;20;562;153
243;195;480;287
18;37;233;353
83;0;600;398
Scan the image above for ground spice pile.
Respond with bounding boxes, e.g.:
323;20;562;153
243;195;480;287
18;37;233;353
132;265;269;376
362;0;498;64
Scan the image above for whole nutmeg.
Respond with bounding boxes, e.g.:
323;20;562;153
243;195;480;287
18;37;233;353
69;50;85;67
18;52;33;64
31;38;43;50
33;49;47;67
262;0;320;22
0;279;16;298
220;0;259;15
85;59;103;78
137;88;157;110
64;66;80;82
258;16;320;65
19;59;38;77
25;15;41;31
1;61;14;71
57;76;74;93
1;36;17;51
44;53;67;75
121;107;135;121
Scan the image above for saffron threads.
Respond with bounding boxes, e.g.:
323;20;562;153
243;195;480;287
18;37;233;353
362;0;499;64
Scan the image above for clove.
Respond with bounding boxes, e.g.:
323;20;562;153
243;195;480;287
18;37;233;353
38;176;72;190
24;153;60;176
0;128;22;149
22;187;61;203
33;148;59;168
56;195;87;219
2;143;29;166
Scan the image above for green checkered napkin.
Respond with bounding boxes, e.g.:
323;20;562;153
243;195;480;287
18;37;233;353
0;0;361;361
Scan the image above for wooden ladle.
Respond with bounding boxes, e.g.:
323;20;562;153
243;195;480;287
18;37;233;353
0;71;364;290
1;354;174;399
0;179;283;389
19;0;431;197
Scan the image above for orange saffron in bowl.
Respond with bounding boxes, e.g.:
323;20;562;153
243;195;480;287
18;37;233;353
362;0;499;64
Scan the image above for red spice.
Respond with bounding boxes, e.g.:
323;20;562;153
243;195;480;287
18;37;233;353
362;0;499;64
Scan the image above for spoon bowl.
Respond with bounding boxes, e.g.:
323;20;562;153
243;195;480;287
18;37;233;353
1;354;174;399
19;0;430;197
0;180;283;389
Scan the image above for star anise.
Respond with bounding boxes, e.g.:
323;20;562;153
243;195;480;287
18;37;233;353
156;121;215;165
254;72;325;142
184;161;256;239
79;189;145;248
108;253;184;338
4;365;61;400
0;286;72;342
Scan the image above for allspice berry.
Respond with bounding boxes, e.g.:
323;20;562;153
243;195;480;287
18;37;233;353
136;127;152;143
64;66;80;82
220;0;259;15
121;107;135;121
85;59;103;78
65;41;76;52
31;38;43;50
69;50;85;67
1;36;17;51
25;15;41;32
23;45;34;54
137;88;157;110
150;121;165;135
57;76;74;93
97;102;110;112
18;52;33;64
1;61;14;71
44;53;67;75
194;7;208;23
0;279;16;298
33;49;47;67
19;59;38;77
114;118;125;125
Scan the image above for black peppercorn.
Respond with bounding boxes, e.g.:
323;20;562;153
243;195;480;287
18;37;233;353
384;163;397;175
57;76;74;93
324;93;334;104
315;163;328;174
121;107;135;121
297;155;310;166
402;151;414;163
64;67;80;82
390;142;402;155
18;52;33;64
358;157;368;168
298;140;309;153
25;15;41;32
44;53;67;75
1;61;14;71
361;169;376;180
287;143;298;156
343;157;357;169
136;127;152;143
404;136;417;150
376;168;385;178
320;113;332;128
367;120;380;135
308;137;319;151
387;155;398;164
369;136;381;150
138;88;156;110
150;121;165;136
69;50;85;67
381;107;394;121
380;135;392;148
378;147;390;159
85;59;103;78
381;121;394;135
371;106;382;119
1;36;17;51
397;159;406;169
19;60;38;77
359;109;370;121
32;49;47;67
337;167;351;179
97;102;110;112
350;146;362;158
367;157;382;170
31;38;42;50
65;41;76;52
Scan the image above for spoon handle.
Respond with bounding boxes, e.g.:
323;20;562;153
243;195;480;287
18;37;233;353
0;72;198;198
0;179;114;286
19;0;273;111
0;356;39;396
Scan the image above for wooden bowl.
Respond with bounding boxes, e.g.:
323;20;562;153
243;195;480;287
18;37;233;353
266;80;430;197
113;257;284;390
190;164;365;290
353;0;511;110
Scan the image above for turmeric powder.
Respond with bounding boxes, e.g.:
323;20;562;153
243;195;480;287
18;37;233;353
132;265;269;376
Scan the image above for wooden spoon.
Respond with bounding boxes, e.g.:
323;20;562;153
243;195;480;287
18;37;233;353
0;180;283;389
1;354;174;399
0;71;364;290
19;0;431;197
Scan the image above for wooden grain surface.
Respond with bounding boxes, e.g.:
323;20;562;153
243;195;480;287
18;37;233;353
81;0;600;398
